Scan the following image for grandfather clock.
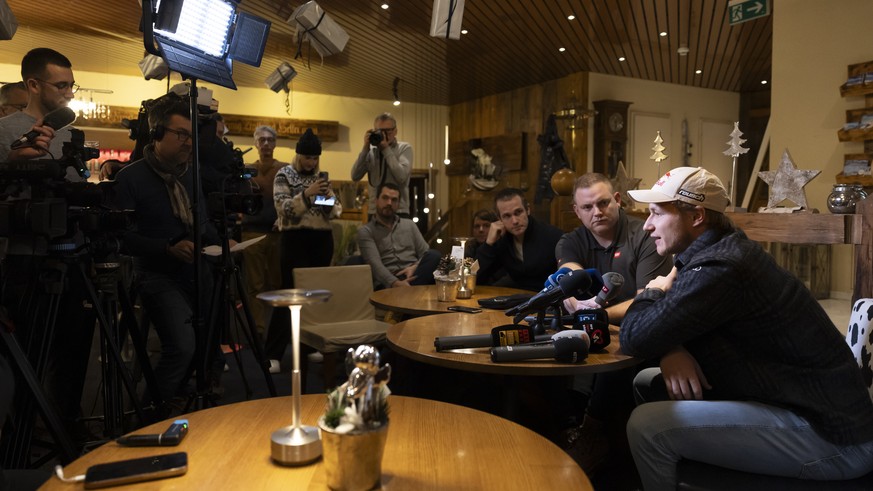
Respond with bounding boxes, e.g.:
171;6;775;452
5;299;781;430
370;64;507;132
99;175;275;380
593;100;632;177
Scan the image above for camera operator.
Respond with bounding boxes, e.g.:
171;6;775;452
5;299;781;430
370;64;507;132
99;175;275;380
264;128;340;371
0;48;96;444
113;93;226;408
351;112;412;219
241;126;285;339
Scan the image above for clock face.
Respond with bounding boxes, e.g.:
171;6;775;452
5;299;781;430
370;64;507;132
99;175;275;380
608;112;624;133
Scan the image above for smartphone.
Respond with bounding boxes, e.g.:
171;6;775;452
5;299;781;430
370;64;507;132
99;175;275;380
313;195;336;206
84;452;188;489
318;171;329;181
447;306;482;313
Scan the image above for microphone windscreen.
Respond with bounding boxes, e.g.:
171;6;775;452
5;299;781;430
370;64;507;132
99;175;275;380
544;267;573;289
44;107;77;131
558;269;593;297
552;335;589;363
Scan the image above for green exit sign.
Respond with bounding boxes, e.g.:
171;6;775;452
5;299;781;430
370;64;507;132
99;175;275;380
728;0;770;25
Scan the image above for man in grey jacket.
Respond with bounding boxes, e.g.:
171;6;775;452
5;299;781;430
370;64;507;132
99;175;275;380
351;113;412;218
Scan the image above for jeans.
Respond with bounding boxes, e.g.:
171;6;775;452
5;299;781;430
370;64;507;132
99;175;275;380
136;270;202;401
627;367;873;490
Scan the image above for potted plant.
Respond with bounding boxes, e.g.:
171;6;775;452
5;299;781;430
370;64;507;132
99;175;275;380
319;345;391;491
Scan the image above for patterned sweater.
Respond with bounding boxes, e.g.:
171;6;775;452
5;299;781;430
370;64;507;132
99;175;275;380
273;166;341;231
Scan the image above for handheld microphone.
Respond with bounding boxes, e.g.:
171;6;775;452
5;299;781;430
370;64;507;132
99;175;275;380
116;419;188;447
543;267;573;289
490;330;590;363
10;107;78;150
505;269;592;323
594;272;625;306
434;330;552;351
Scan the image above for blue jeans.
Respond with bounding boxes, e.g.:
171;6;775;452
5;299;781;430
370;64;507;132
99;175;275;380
627;367;873;490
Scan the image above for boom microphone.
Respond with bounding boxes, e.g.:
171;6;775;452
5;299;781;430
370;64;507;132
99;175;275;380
490;330;590;363
10;107;77;149
594;272;625;306
505;269;592;322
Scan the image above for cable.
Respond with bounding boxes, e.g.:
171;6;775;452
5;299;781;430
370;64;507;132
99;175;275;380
54;465;85;483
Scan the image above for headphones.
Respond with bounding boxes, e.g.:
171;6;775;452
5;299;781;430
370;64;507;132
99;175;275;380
150;124;165;141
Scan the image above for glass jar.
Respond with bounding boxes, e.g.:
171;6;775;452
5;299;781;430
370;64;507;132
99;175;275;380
827;184;857;214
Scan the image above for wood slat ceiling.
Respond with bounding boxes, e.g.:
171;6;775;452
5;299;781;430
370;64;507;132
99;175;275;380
0;0;771;106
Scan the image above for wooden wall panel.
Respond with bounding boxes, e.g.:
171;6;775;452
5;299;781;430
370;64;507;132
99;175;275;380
446;71;590;238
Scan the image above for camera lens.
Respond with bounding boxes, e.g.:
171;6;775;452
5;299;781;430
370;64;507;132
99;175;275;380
369;131;383;146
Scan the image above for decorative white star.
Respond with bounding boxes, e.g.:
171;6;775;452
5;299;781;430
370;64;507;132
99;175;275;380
611;161;642;208
757;149;821;209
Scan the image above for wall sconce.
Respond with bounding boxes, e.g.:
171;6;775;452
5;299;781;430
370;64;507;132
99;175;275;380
392;77;400;106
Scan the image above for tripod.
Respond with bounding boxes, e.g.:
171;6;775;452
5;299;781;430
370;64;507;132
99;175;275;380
187;211;277;410
0;249;158;468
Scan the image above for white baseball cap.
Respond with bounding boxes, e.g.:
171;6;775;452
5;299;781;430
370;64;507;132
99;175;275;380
628;167;730;213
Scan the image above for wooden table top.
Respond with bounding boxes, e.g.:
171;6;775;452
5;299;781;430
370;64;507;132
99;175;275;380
387;311;639;376
41;395;592;491
369;285;527;316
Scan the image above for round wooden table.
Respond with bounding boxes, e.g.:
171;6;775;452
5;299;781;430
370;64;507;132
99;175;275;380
41;395;592;491
369;285;527;317
387;311;639;375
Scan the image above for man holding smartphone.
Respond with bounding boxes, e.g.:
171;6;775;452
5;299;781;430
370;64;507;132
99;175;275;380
351;113;412;218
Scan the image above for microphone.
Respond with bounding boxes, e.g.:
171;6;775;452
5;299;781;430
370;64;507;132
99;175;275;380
10;107;77;149
543;267;572;289
490;330;590;363
594;272;625;306
505;269;592;323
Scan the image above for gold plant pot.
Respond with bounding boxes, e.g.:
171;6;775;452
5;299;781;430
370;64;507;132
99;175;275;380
434;277;461;302
319;421;389;491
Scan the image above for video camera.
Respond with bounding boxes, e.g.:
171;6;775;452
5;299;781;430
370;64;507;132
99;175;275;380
0;134;127;257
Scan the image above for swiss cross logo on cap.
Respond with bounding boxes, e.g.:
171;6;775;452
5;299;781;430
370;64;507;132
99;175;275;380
654;171;673;188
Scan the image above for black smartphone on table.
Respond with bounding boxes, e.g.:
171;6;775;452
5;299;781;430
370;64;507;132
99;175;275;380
84;452;188;489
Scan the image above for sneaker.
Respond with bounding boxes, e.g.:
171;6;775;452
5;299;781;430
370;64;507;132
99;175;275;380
269;359;281;374
307;351;324;363
564;414;609;475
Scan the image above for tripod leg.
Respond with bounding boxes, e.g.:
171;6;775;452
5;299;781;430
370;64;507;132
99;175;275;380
233;267;277;396
75;263;147;427
119;281;161;422
0;330;77;464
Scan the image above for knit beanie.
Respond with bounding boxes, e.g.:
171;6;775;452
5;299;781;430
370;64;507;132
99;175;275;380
296;128;322;156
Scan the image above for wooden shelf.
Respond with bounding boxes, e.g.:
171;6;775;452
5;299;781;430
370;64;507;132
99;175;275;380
836;173;873;187
839;84;873;98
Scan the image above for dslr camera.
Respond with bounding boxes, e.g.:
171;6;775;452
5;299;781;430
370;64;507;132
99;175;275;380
368;129;384;146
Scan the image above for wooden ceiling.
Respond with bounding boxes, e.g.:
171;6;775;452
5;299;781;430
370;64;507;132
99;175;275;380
0;0;771;105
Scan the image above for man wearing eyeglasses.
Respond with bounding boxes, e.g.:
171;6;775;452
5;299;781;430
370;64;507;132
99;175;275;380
0;82;28;118
351;112;412;218
0;48;77;162
113;93;225;411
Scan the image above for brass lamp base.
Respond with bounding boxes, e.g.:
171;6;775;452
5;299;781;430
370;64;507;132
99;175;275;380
271;425;322;465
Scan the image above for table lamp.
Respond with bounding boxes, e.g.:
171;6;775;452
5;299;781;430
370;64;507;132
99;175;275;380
257;288;331;465
453;237;473;299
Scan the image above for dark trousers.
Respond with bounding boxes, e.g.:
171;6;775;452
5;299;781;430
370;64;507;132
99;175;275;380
264;228;334;360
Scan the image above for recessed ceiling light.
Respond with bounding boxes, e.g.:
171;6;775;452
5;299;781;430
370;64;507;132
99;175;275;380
695;69;702;74
761;80;768;85
461;29;468;34
567;15;576;20
559;47;566;52
659;31;667;37
618;56;626;62
381;3;389;9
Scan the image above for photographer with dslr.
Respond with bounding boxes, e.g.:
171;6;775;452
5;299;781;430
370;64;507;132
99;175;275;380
113;94;224;407
263;128;340;371
351;113;412;218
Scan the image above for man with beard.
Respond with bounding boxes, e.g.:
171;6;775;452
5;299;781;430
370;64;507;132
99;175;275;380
357;182;439;289
113;94;224;409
